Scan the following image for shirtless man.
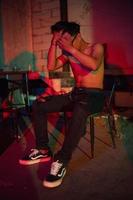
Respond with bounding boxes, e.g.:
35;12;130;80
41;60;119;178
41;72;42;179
19;21;104;188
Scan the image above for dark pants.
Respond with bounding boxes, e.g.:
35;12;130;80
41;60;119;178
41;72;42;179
32;87;104;165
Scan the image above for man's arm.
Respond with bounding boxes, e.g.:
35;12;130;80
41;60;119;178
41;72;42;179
58;37;104;71
70;44;104;70
47;32;68;71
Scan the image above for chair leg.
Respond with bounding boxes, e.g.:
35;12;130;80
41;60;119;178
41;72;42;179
64;112;69;134
111;114;117;136
90;116;95;158
107;114;116;148
11;109;20;140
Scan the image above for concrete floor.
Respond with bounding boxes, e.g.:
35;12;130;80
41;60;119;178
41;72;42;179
0;110;133;200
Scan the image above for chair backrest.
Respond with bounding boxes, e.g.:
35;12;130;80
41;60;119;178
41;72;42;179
103;78;117;111
108;80;116;107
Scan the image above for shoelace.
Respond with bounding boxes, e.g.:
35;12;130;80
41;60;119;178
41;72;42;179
50;160;63;176
29;149;39;158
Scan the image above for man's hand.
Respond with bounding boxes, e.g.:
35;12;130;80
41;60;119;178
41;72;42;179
51;31;62;46
57;37;73;52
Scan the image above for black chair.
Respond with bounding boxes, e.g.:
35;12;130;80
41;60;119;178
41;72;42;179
87;80;117;157
64;80;117;158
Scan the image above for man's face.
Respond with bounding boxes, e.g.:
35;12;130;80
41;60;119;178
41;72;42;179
53;30;78;47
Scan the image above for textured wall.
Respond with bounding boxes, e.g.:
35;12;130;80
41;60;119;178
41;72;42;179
31;0;60;72
1;0;133;74
68;0;93;42
1;0;33;70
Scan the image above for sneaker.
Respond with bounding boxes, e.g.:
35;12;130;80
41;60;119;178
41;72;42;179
19;148;52;165
43;160;66;188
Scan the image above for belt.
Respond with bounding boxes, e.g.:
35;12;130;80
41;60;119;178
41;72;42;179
73;87;103;93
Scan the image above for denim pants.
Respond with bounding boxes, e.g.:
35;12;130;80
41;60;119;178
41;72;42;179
32;87;104;165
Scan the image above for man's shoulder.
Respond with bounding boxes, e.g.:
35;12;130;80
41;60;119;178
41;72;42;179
91;43;104;55
83;42;103;50
92;43;104;49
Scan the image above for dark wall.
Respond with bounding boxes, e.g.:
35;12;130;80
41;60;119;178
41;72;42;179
92;0;133;74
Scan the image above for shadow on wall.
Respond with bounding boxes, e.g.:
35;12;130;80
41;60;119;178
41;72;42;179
0;51;38;102
104;63;131;92
9;51;37;71
103;43;133;92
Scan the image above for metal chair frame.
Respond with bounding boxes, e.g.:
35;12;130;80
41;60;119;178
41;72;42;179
64;80;117;158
